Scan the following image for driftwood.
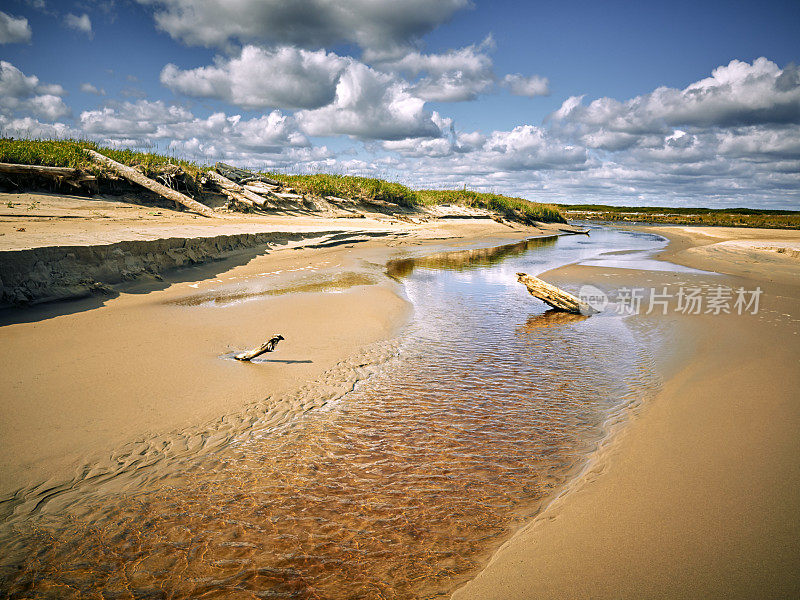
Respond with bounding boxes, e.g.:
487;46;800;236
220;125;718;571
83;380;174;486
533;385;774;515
235;335;284;361
84;150;215;217
517;272;595;315
215;162;280;186
0;162;97;188
206;170;270;207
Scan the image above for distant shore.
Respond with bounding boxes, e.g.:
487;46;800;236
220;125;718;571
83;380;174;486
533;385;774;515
453;225;800;599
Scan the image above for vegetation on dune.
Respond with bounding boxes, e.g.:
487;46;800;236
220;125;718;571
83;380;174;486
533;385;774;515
559;203;800;229
419;188;567;224
0;138;201;179
262;172;419;207
0;138;567;222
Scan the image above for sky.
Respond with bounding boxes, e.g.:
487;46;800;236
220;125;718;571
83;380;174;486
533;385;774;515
1;0;799;209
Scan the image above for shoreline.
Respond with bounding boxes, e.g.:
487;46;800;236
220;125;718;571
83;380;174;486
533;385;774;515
453;225;800;599
0;215;568;503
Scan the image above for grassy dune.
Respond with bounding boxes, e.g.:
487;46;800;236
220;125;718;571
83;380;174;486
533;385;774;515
0;138;567;223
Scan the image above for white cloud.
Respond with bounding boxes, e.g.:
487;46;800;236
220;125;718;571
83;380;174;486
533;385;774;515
0;115;78;139
501;73;549;97
0;61;70;120
64;13;92;37
553;58;800;136
374;37;496;102
0;11;32;44
296;62;443;140
161;45;348;109
77;100;309;165
80;82;105;95
137;0;470;54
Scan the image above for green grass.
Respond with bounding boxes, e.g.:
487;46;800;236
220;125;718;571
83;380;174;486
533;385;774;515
261;172;419;208
419;189;567;224
0;138;200;179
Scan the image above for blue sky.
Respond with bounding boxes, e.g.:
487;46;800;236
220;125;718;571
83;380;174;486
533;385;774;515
1;0;799;209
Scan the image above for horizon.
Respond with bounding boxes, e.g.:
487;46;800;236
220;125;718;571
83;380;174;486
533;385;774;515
1;0;798;210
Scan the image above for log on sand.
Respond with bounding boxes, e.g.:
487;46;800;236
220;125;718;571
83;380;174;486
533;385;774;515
206;170;271;207
83;149;215;217
0;162;97;187
235;335;285;361
517;272;595;315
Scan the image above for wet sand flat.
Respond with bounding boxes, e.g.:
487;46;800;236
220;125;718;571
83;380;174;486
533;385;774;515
453;226;800;599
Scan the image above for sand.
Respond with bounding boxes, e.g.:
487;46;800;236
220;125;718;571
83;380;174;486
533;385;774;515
453;225;800;599
0;199;569;501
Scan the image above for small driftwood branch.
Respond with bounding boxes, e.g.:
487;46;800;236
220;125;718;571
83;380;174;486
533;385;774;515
235;335;285;361
517;272;594;315
84;149;215;218
207;170;271;207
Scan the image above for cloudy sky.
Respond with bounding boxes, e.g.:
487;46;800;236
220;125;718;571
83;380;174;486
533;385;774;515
1;0;798;209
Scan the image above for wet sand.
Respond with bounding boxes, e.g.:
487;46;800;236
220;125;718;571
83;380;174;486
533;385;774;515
0;213;565;501
454;226;800;599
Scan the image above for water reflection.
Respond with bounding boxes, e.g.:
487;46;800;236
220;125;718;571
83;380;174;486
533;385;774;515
387;235;558;278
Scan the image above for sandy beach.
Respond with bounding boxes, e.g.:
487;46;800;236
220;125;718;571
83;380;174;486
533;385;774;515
2;211;799;598
0;200;568;501
454;225;800;599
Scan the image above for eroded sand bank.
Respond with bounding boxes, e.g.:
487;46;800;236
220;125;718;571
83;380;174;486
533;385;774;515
453;225;800;599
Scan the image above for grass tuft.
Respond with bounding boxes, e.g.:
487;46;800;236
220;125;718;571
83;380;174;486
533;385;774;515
418;189;566;224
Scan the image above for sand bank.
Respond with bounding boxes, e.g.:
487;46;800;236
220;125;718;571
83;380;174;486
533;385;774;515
0;208;568;503
453;225;800;599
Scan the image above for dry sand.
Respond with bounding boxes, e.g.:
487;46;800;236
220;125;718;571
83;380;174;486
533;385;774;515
454;225;800;599
0;198;568;500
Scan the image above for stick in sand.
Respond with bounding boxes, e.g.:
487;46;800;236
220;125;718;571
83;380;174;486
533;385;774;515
235;335;285;361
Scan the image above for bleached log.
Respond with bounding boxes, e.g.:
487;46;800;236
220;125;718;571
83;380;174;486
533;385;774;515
517;272;595;315
235;335;284;361
270;192;304;200
215;162;280;186
0;162;97;183
207;170;271;207
244;183;279;194
84;150;215;217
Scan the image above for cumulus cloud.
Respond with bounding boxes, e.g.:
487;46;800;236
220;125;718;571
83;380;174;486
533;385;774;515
77;100;309;164
80;82;105;95
372;59;800;209
552;57;800;140
296;62;443;140
0;61;70;120
0;11;32;44
138;0;470;54
501;73;550;97
374;37;495;102
161;45;348;109
64;13;93;37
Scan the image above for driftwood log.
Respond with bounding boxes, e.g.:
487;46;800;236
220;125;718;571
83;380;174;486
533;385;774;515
215;162;280;186
206;170;270;207
517;272;595;315
235;335;285;361
0;162;97;188
83;149;215;218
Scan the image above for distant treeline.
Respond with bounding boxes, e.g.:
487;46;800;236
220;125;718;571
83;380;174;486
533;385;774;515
558;203;800;229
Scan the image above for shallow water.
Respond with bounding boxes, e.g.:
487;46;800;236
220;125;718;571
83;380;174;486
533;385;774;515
1;227;668;599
